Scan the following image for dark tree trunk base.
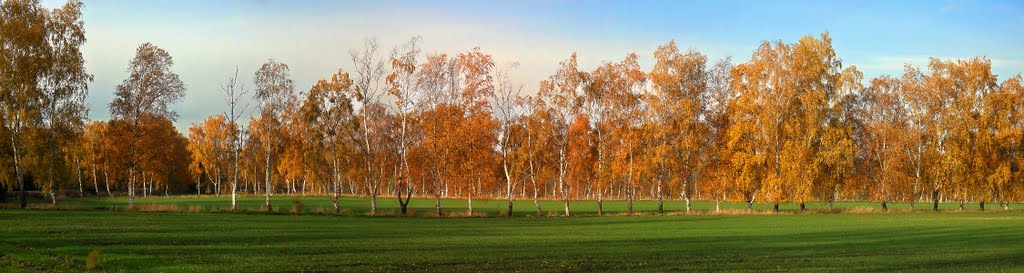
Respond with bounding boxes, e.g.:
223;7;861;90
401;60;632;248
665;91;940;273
507;201;513;218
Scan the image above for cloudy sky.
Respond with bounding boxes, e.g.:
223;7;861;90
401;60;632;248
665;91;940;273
40;0;1024;132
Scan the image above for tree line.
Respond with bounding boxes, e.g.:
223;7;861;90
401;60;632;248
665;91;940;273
3;0;1023;215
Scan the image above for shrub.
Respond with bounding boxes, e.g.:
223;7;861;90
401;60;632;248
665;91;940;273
187;205;205;213
290;199;305;215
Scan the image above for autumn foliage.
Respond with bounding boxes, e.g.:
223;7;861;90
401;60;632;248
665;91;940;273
3;3;1023;215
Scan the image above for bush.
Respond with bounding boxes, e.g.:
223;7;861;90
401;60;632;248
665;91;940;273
290;199;305;215
187;205;204;213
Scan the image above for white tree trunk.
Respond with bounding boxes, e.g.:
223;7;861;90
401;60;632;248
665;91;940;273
92;167;99;198
11;127;27;208
128;168;135;207
104;171;111;197
77;158;83;196
264;139;272;211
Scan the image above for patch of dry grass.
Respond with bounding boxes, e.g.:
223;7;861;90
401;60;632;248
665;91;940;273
130;204;182;212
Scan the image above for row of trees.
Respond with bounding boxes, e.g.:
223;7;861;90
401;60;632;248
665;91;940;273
4;0;1022;215
175;32;1024;215
2;0;193;208
1;0;91;207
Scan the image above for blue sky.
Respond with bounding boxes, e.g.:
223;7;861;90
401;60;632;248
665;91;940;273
41;0;1024;132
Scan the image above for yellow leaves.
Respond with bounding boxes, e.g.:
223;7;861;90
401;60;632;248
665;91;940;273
724;32;851;205
187;114;231;179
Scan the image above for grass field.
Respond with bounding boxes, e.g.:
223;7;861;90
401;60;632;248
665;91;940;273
2;196;1023;272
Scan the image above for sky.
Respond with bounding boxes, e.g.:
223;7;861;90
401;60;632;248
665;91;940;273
39;0;1024;133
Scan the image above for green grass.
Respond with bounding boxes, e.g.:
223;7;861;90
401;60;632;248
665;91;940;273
2;196;1022;272
1;208;1024;272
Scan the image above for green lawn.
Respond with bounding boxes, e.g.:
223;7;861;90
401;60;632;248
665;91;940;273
2;197;1023;272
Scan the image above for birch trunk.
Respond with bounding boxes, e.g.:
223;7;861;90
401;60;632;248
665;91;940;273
504;157;513;217
370;185;378;216
435;187;442;216
77;158;83;196
530;160;541;215
104;171;111;197
10;119;28;208
685;194;691;213
92;167;99;198
231;139;239;210
329;159;340;213
563;200;570;217
657;177;664;214
264;140;272;211
128;168;135;208
627;185;634;216
715;195;721;213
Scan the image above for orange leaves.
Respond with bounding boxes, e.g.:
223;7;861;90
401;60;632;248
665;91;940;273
726;33;846;206
586;53;645;201
859;74;907;202
649;40;711;202
61;33;1024;206
187;115;231;182
136;115;190;189
457;46;496;113
925;57;999;201
417;103;498;197
565;115;595;200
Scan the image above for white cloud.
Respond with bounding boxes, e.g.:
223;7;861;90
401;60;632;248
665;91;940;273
851;54;1024;80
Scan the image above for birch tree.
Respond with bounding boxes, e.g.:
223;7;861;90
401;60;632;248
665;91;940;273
704;58;736;212
417;53;458;215
587;53;644;215
109;43;185;207
900;65;940;210
344;38;391;215
252;59;295;211
861;75;907;210
492;62;524;217
929;58;997;210
221;68;249;210
385;36;421;215
538;53;587;216
302;69;356;213
1;0;91;208
648;41;709;213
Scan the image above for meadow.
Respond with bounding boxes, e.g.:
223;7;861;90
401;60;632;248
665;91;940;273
2;196;1023;272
